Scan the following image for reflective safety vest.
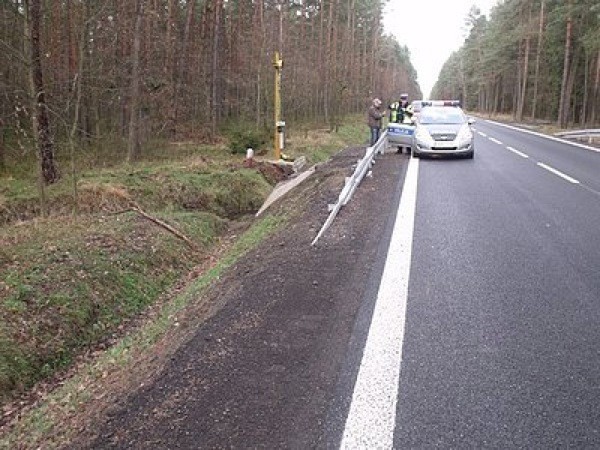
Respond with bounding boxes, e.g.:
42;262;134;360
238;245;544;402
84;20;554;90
388;102;400;123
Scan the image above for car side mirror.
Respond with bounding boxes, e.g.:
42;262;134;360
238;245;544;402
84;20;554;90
410;116;417;124
468;117;476;125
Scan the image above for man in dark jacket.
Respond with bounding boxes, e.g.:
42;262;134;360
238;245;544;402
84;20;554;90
367;98;383;146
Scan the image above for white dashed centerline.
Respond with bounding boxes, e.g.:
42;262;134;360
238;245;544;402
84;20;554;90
478;131;487;137
537;163;580;184
340;157;419;449
506;146;529;158
487;134;579;184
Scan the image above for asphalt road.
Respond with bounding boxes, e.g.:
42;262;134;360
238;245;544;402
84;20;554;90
393;121;600;448
88;123;600;448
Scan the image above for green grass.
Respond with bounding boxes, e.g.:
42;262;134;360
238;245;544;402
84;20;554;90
0;114;364;437
0;214;285;450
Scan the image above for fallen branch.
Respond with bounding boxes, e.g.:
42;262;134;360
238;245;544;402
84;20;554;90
107;205;197;250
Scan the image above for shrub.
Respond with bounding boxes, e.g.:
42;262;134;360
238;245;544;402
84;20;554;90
224;123;269;154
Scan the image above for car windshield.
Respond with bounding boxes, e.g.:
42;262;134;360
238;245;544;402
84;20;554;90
419;107;466;125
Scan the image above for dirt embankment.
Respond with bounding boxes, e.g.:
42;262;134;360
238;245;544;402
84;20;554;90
0;145;376;448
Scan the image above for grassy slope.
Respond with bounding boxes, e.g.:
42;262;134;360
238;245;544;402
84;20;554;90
0;117;366;412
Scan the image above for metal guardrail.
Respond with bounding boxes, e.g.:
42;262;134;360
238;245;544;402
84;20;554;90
555;129;600;139
311;131;388;246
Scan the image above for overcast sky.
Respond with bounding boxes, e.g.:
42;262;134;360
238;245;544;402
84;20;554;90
383;0;500;99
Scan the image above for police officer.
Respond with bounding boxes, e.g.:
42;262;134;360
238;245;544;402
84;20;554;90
396;93;414;154
388;99;401;123
398;93;411;123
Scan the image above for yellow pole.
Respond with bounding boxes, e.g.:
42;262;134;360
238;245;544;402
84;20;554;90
273;52;282;160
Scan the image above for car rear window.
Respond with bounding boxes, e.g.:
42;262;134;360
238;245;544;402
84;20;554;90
419;107;465;125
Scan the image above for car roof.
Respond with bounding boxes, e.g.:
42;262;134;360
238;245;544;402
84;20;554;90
420;100;461;107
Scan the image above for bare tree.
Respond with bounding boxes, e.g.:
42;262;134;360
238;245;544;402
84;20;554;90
557;0;573;127
165;0;177;137
530;0;545;120
210;0;223;137
591;49;600;125
127;0;145;162
25;0;59;184
516;1;533;122
0;117;5;171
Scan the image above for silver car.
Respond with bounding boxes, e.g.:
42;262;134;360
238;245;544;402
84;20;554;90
412;106;475;159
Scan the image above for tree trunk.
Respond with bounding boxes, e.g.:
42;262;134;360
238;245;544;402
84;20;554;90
27;0;59;185
255;1;265;127
370;11;380;95
165;0;177;137
0;118;5;172
531;0;545;120
591;49;600;125
582;53;589;125
494;76;501;114
348;0;356;113
66;0;76;85
69;1;89;213
564;46;578;125
331;0;340;127
116;0;128;136
459;56;468;110
210;0;222;137
558;0;572;128
173;0;195;133
318;0;325;118
324;0;334;125
517;3;532;122
127;0;145;163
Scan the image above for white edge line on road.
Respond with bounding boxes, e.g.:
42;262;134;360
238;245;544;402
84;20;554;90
486;119;600;153
537;162;580;184
340;157;419;449
506;146;529;158
489;137;503;145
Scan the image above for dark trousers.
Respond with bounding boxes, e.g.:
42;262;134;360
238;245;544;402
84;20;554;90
370;127;381;146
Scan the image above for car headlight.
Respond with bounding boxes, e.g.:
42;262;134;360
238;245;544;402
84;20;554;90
415;127;434;148
456;125;473;149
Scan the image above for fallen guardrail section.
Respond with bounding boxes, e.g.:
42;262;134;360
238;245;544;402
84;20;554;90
311;131;388;246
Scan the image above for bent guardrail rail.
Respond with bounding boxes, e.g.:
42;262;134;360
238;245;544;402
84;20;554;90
311;131;388;246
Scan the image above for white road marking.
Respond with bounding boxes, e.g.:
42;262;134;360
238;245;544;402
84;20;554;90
506;146;529;158
489;137;503;145
340;157;419;449
485;119;600;153
478;131;487;137
537;163;580;184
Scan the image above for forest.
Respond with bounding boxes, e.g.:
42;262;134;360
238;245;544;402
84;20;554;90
432;0;600;127
0;0;421;183
0;0;422;413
